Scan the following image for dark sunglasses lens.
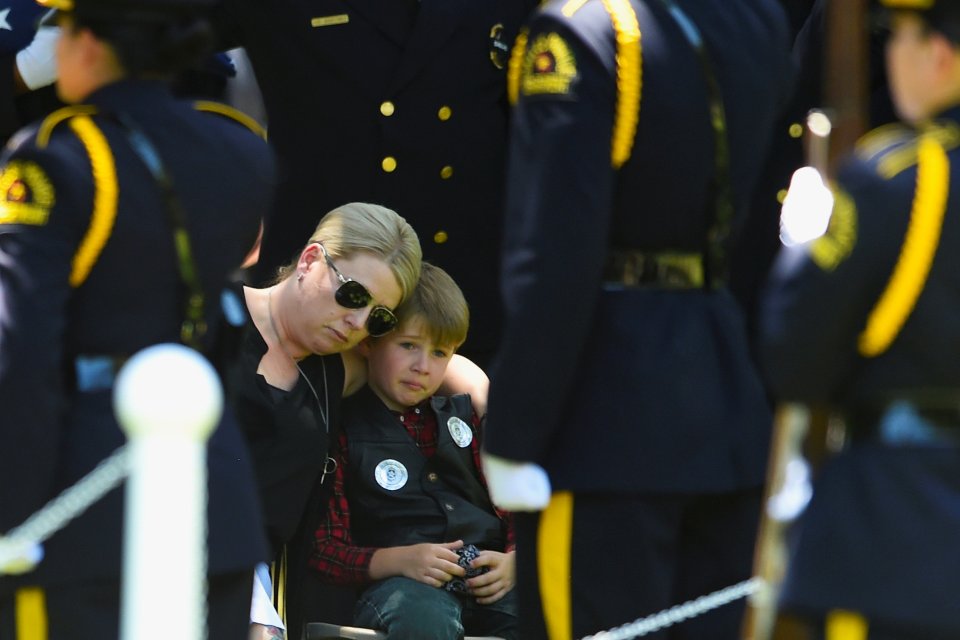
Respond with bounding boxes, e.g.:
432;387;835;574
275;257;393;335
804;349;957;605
335;280;371;309
367;306;399;337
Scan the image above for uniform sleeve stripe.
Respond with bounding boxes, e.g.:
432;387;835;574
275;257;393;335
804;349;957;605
859;135;949;357
68;116;119;288
825;609;869;640
273;546;288;628
14;587;47;640
538;491;574;640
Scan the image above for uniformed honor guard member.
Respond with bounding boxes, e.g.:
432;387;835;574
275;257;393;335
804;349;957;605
760;2;960;638
480;0;792;638
0;0;275;637
210;0;540;368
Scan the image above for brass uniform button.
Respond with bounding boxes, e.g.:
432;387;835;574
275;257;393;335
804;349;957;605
788;122;803;139
382;156;397;173
433;230;448;244
440;166;454;180
438;106;452;121
380;101;396;116
427;472;438;482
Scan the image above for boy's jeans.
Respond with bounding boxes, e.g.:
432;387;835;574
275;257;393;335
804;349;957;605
354;576;519;639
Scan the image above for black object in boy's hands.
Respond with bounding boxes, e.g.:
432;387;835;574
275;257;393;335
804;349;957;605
443;544;489;594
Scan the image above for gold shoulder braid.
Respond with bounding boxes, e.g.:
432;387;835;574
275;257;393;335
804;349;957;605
65;116;118;288
858;134;950;357
507;27;528;106
37;106;119;289
37;104;98;147
600;0;641;168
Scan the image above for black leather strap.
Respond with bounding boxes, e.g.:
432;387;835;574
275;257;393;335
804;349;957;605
114;112;207;350
656;0;734;289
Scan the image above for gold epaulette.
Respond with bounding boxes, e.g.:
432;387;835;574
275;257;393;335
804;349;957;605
37;104;98;148
854;122;913;158
510;0;641;168
600;0;641;168
193;100;268;141
858;134;950;357
923;119;960;153
37;105;119;289
855;121;960;180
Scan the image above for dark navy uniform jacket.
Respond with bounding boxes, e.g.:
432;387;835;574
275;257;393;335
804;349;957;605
761;114;960;410
485;0;792;493
212;0;538;362
759;112;960;631
0;79;274;589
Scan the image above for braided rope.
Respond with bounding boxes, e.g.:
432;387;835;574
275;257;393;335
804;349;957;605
582;578;763;640
0;446;130;573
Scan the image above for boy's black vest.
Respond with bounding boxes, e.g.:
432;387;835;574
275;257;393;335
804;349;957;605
343;387;505;550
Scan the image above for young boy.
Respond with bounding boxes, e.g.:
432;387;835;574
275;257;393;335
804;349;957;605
310;263;517;639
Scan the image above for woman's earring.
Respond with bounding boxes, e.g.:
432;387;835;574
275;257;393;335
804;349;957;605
297;272;305;283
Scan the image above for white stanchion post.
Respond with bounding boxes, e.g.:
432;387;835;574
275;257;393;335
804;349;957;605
114;344;223;640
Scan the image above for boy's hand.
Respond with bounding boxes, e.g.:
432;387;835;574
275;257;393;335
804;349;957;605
466;549;515;605
392;540;467;588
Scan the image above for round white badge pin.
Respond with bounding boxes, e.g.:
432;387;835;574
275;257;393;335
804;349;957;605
447;417;473;448
374;459;408;491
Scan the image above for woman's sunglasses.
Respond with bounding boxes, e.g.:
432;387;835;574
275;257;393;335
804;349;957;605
317;243;399;337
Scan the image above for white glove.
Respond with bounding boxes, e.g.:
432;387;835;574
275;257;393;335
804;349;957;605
779;166;834;246
0;538;43;575
16;25;61;90
481;452;551;512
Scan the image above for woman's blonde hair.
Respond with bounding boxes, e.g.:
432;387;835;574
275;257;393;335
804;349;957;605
276;202;422;304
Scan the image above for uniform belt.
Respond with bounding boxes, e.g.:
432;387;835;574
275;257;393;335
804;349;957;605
74;355;127;393
602;251;705;289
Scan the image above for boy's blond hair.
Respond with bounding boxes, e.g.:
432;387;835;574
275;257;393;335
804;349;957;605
393;262;469;349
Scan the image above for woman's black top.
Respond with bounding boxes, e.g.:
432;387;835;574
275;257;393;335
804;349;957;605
228;284;346;555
